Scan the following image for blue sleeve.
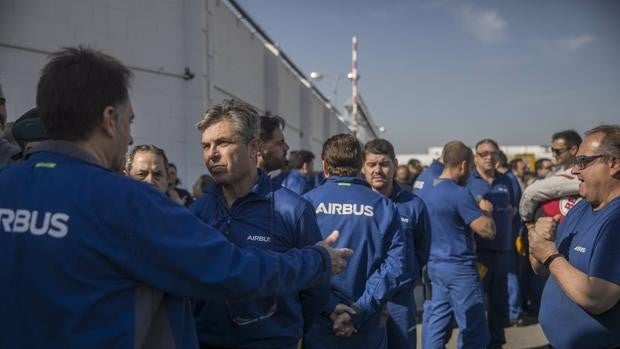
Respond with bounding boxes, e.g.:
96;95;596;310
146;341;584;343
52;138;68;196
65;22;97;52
286;178;309;195
295;203;330;332
511;178;522;209
457;188;484;225
589;217;620;284
115;187;330;301
353;205;407;326
188;195;206;217
414;202;431;270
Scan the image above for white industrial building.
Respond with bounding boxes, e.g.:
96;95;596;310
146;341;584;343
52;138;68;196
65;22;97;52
0;0;371;186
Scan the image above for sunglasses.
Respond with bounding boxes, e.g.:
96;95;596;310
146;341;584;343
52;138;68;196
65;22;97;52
476;151;499;158
551;147;568;156
573;155;604;170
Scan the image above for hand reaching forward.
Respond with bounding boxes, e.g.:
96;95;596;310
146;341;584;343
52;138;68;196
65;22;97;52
317;230;354;275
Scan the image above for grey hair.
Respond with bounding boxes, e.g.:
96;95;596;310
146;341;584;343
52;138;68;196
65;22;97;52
585;124;620;159
125;144;169;174
195;99;259;144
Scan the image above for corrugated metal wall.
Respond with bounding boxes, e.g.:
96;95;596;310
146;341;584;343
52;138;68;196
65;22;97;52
0;0;349;186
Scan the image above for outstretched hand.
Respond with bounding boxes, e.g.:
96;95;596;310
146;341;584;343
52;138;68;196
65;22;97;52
317;230;353;275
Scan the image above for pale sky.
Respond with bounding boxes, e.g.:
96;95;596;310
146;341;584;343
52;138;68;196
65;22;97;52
238;0;620;153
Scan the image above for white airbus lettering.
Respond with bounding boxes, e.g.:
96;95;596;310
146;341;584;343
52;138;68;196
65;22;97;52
315;202;374;217
247;235;271;243
0;208;70;238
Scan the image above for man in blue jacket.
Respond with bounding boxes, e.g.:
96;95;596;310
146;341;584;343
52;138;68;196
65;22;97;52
190;100;329;349
362;138;430;349
466;139;517;349
302;134;407;349
257;113;289;174
418;141;496;349
274;149;315;195
0;47;352;349
413;157;444;193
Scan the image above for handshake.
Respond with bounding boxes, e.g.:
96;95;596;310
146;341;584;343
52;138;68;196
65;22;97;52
329;303;359;338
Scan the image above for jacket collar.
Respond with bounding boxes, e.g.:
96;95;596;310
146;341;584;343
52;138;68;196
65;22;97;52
206;169;273;203
325;175;371;188
30;140;101;167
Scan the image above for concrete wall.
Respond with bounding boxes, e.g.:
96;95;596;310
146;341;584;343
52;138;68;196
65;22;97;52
0;0;348;187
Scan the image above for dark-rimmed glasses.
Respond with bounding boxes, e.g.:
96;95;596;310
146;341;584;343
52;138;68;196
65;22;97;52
573;155;604;170
476;151;499;158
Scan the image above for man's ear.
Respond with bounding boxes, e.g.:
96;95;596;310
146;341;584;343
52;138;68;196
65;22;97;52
256;140;266;157
100;106;117;138
459;160;469;173
609;157;620;178
569;145;579;156
248;138;260;158
322;160;329;178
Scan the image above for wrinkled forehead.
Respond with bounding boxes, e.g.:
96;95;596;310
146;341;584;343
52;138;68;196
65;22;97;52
133;151;167;170
476;142;498;152
364;152;393;163
201;119;239;141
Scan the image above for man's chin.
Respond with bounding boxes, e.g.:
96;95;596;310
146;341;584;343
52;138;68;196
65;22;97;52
372;181;387;189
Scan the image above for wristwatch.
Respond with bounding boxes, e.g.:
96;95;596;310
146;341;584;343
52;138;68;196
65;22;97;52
543;253;563;268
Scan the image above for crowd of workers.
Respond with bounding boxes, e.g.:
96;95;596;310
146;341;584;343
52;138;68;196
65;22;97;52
0;47;618;349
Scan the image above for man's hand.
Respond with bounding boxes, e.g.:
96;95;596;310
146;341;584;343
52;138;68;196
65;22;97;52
329;303;357;337
528;218;559;263
329;303;357;321
534;215;561;241
317;230;353;275
332;312;356;337
478;198;494;216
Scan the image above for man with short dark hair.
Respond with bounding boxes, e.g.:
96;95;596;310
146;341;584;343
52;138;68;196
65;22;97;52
274;149;315;195
530;125;620;348
362;138;429;349
551;130;582;172
534;158;553;180
466;138;517;349
258;113;289;173
407;158;423;183
395;165;413;192
419;140;496;349
509;158;528;192
0;47;352;348
190;100;330;349
303;134;406;349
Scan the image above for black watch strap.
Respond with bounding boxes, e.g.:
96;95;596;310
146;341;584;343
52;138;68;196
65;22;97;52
544;253;563;268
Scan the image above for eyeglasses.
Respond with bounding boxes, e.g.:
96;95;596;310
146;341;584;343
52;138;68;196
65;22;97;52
573;155;604;170
476;151;498;158
551;147;568;156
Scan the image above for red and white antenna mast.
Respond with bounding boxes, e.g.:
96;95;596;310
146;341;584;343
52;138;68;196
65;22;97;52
351;36;359;136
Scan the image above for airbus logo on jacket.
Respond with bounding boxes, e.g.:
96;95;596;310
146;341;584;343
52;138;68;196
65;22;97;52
303;176;407;332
